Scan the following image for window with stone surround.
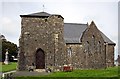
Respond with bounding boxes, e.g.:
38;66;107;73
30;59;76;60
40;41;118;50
92;35;95;48
98;41;101;53
96;41;101;54
87;41;90;53
67;47;72;57
45;18;47;22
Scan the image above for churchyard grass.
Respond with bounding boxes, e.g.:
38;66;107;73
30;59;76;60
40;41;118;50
41;66;118;77
0;62;2;72
0;62;17;72
15;66;119;79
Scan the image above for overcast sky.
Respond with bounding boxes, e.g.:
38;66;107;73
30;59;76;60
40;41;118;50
118;1;120;55
0;0;119;59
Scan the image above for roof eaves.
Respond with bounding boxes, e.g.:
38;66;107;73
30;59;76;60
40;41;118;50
99;31;115;45
20;12;51;17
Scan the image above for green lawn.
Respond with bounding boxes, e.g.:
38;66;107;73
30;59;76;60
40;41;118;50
41;67;118;77
0;62;118;78
16;66;119;79
0;62;17;72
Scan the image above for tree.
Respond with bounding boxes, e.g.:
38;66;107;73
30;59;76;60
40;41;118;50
2;39;18;62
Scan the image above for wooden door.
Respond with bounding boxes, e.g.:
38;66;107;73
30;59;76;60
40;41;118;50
36;49;45;69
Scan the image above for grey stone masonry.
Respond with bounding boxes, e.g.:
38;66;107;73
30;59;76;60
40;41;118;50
18;12;115;70
81;21;106;69
18;14;65;70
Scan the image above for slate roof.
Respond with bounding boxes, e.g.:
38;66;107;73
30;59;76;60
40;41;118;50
28;12;51;16
64;23;87;43
64;23;115;45
20;12;51;17
100;31;115;44
20;12;63;19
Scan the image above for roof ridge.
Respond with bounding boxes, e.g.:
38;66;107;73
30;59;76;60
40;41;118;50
20;11;51;17
64;23;87;25
28;11;51;15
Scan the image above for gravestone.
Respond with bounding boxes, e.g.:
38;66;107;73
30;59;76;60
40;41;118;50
4;49;9;65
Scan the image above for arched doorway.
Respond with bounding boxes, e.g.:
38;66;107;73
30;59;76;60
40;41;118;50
36;48;45;69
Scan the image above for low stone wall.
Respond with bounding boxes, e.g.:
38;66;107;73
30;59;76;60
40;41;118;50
2;71;16;79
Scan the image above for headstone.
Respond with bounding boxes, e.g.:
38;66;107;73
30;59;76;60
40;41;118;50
4;49;9;64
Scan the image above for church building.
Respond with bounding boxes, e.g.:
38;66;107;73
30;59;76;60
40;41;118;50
18;12;116;71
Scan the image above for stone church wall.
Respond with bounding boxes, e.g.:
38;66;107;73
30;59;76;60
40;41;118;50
18;15;65;70
18;13;115;70
106;44;115;67
81;22;106;69
65;44;84;69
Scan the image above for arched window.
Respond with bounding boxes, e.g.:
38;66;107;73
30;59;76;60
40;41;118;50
97;41;101;53
87;41;90;53
92;35;95;49
67;47;72;57
98;41;101;53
